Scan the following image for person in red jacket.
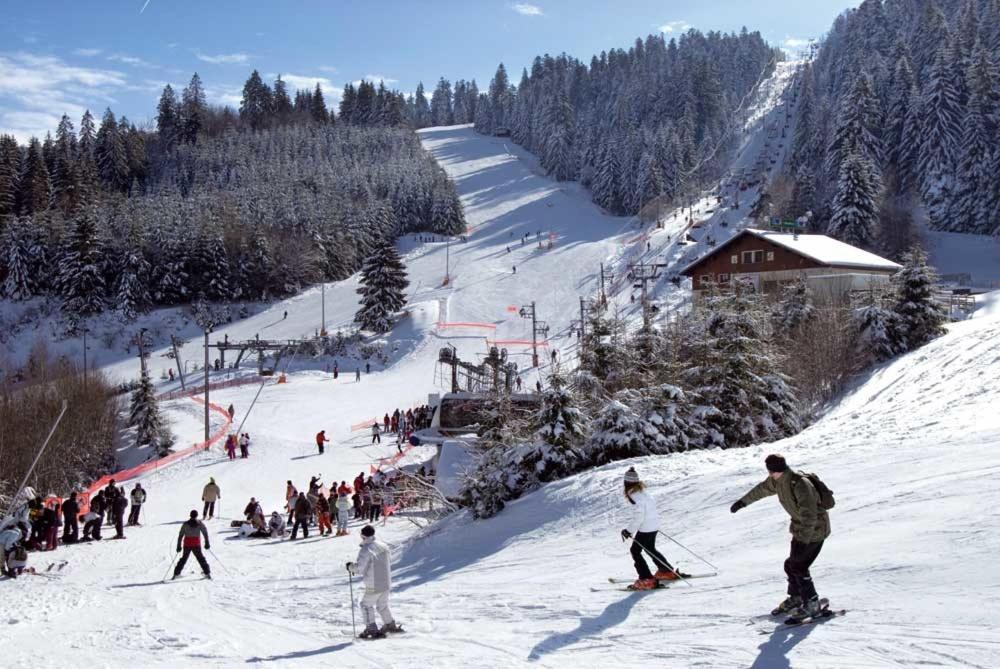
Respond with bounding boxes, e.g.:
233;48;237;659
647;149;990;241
316;430;330;455
337;480;352;496
174;510;211;580
353;472;365;495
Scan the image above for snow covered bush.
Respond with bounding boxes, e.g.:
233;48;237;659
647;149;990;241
892;246;947;350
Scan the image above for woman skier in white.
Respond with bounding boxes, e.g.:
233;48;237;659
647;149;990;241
621;467;687;590
347;524;404;639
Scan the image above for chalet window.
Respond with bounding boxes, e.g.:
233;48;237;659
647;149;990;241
742;250;764;264
700;274;712;285
718;273;730;283
731;254;739;265
766;251;775;261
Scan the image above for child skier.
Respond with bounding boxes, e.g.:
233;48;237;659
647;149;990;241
336;492;351;536
347;525;403;638
620;467;686;590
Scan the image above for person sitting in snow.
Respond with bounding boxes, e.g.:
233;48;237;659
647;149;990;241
268;511;286;538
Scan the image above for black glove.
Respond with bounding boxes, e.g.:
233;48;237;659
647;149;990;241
176;546;181;553
730;501;745;514
620;529;632;541
345;562;354;571
205;544;211;551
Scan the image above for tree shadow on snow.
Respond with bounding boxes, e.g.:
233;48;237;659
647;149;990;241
750;623;819;669
527;592;645;661
245;641;353;663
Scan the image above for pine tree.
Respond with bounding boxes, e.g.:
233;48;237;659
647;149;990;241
272;75;293;121
488;63;511;132
790;165;816;218
892;246;947;350
0;134;19;219
541;88;575;181
115;226;152;322
919;45;962;228
180;73;206;143
592;141;622;213
156;84;180;146
60;208;106;324
585;397;649;465
826;72;882;180
954;44;997;233
95;108;129;193
430;78;454;126
129;364;164;447
828;150;880;249
338;84;357;124
240;70;273;130
771;277;815;336
1;217;35;300
853;298;901;364
413;82;430;127
355;240;409;333
17;138;50;215
311;83;329;124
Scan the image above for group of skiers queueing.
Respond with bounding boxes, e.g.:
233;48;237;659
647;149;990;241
1;480;148;578
370;405;434;446
224;433;252;460
623;453;832;620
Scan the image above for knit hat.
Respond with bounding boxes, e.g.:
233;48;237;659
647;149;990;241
623;467;640;484
190;510;198;519
765;454;788;473
361;524;375;538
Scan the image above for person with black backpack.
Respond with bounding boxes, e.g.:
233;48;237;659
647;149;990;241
730;454;834;621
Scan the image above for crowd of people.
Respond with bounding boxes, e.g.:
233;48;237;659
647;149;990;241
0;479;149;578
371;405;435;450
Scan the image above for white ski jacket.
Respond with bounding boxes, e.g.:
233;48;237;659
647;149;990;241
351;536;391;593
626;490;661;536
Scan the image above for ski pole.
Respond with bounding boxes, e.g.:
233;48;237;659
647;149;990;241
625;534;692;588
208;548;232;576
162;551;179;581
657;530;719;573
347;566;357;638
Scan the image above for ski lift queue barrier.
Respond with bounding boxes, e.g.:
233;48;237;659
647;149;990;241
43;396;233;515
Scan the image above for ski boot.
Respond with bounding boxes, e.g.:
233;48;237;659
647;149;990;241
654;569;691;581
380;621;404;634
358;624;386;640
171;573;181;580
627;577;660;591
771;595;803;616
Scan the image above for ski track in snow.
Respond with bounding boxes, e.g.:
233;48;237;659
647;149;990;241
4;63;1000;667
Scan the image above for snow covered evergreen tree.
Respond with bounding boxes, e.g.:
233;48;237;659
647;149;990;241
129;363;165;449
772;277;816;337
1;217;35;300
115;226;152;322
355;240;409;333
59;209;106;327
892;246;947;350
828;150;880;249
853;299;901;364
918;45;962;228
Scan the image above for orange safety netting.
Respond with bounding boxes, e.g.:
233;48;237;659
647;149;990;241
435;322;497;329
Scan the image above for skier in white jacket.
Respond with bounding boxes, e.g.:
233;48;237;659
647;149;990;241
347;524;403;638
620;467;687;590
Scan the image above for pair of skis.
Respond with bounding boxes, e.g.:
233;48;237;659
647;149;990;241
750;599;847;632
592;572;718;592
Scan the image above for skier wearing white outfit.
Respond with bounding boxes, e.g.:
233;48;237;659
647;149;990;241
620;467;687;590
346;524;403;639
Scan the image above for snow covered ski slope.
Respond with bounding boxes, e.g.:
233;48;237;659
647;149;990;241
5;62;998;667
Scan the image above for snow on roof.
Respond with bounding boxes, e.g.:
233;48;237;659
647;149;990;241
681;228;901;275
746;229;902;270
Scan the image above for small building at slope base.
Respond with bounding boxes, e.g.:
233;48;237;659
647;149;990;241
679;228;901;302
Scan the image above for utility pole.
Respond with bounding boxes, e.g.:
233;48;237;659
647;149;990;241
599;263;612;308
203;328;210;444
518;301;548;368
136;328;148;377
628;261;668;324
445;235;451;285
81;326;88;391
170;335;186;390
321;283;326;336
579;296;587;339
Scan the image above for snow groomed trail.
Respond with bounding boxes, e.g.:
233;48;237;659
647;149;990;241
4;63;999;667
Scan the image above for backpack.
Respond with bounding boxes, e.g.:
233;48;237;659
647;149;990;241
799;472;836;510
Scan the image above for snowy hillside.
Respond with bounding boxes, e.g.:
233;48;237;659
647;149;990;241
5;65;999;667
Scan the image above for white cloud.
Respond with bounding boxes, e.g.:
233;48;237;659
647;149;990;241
658;20;690;33
512;3;543;16
0;52;129;141
73;48;102;57
196;52;250;65
273;73;339;95
318;65;339;74
781;37;813;56
205;84;243;107
352;74;398;87
108;53;158;68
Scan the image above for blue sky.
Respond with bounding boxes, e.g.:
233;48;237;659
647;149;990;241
0;0;860;142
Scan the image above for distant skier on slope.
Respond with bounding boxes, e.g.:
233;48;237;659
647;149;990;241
173;510;211;580
621;467;687;590
347;524;403;639
201;478;221;520
316;430;330;455
730;454;832;619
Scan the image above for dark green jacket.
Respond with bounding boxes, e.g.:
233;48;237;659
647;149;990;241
740;471;831;544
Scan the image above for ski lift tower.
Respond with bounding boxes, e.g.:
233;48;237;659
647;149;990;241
518;301;549;368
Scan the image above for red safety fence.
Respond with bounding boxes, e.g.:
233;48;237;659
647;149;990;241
435;322;497;329
158;375;264;401
488;339;550;347
371;443;416;473
351;417;381;432
44;397;232;514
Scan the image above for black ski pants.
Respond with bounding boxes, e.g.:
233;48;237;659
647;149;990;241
63;515;79;543
175;547;210;576
83;516;102;540
785;539;823;600
114;510;125;538
203;501;215;519
630;530;674;580
128;504;141;525
291;517;309;539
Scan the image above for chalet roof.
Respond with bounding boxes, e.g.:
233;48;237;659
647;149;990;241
679;228;902;276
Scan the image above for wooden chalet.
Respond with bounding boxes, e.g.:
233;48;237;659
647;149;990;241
679;228;902;301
